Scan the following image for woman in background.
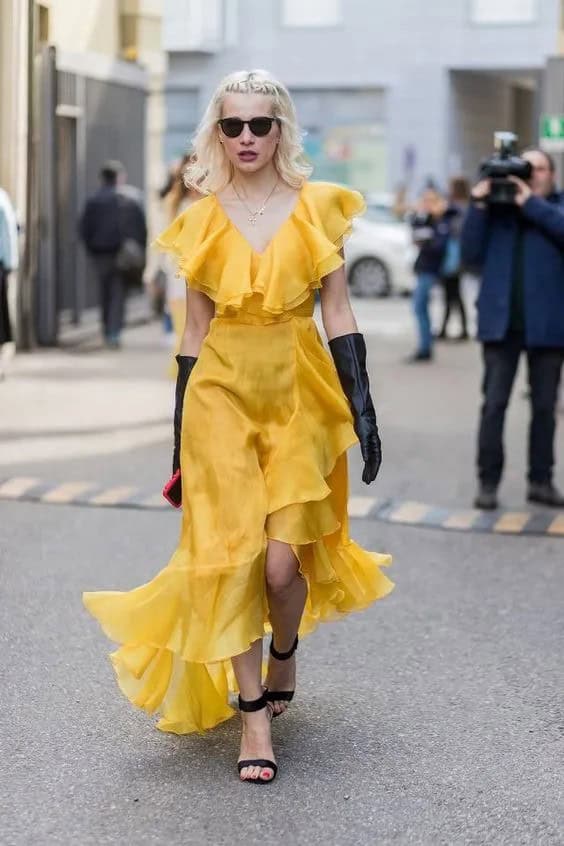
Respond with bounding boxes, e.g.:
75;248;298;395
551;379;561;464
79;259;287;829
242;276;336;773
407;188;449;363
0;185;18;380
436;177;470;342
158;155;203;346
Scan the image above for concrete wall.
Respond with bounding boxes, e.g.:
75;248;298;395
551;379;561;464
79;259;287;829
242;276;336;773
163;0;561;189
47;0;120;57
0;0;29;213
448;72;514;180
448;71;540;182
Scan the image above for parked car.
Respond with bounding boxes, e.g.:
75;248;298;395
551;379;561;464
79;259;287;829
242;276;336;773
345;193;415;297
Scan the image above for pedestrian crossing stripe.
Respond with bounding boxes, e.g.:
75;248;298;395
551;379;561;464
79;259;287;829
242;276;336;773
1;476;563;537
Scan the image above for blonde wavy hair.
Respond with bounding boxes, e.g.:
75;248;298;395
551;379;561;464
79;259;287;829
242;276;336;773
184;70;312;195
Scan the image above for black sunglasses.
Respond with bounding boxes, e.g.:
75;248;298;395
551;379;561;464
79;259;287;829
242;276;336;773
218;116;280;138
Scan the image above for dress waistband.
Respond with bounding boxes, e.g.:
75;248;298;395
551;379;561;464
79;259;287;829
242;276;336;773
215;308;314;326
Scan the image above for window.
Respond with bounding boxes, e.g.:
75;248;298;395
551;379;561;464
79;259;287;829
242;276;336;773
120;13;139;60
37;2;50;44
163;0;222;52
282;0;341;27
470;0;536;24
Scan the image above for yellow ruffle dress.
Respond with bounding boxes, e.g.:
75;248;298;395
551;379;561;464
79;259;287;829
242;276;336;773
83;181;393;734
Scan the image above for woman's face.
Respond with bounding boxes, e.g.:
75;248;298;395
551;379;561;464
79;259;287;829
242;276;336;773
219;92;281;176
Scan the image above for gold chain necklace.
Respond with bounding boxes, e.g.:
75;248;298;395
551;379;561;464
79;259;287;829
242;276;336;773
232;178;279;225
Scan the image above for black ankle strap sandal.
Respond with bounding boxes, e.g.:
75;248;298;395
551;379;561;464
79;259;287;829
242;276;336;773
237;692;278;785
265;636;298;714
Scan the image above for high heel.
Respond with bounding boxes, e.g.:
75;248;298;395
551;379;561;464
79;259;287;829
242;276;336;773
264;635;298;716
237;692;278;785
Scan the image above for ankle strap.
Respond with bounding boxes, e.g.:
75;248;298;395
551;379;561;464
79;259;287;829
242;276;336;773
270;635;298;661
238;692;268;713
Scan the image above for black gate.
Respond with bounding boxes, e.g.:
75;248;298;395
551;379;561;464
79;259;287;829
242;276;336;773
32;47;146;345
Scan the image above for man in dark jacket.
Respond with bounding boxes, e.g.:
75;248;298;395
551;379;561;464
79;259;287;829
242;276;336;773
79;161;147;349
461;149;564;509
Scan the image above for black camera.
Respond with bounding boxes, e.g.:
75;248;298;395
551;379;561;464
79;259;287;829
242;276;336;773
479;131;532;204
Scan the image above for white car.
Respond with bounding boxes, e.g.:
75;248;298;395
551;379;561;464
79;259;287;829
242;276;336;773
345;195;415;297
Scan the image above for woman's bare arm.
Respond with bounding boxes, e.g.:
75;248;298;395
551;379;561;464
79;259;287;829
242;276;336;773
320;253;358;341
178;287;215;356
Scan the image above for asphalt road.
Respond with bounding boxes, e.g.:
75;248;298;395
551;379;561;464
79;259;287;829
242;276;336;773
1;298;563;845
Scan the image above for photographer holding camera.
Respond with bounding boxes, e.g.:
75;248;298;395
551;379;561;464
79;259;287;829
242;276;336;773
462;136;564;510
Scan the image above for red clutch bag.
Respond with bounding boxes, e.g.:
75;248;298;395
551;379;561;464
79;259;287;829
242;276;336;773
162;469;182;508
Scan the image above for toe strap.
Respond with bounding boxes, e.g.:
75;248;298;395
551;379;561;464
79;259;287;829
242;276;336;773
238;759;278;775
265;690;295;703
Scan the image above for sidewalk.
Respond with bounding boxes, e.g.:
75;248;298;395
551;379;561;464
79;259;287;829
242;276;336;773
57;291;154;348
0;317;173;476
1;298;563;514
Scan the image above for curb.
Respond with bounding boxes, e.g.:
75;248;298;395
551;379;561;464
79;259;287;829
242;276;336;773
1;477;563;537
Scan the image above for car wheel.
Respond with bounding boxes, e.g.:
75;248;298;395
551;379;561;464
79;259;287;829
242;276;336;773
348;257;391;298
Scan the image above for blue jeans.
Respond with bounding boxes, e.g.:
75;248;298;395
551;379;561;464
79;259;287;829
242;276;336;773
413;272;437;354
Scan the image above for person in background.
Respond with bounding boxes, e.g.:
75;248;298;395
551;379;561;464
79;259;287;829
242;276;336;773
79;161;147;349
0;185;19;380
462;148;564;509
158;155;204;346
407;187;449;362
436;177;469;342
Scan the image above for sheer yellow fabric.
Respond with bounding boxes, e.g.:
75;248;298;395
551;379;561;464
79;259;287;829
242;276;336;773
83;181;393;734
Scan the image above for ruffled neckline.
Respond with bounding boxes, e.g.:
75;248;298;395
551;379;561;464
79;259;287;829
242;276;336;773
213;186;305;259
154;181;366;316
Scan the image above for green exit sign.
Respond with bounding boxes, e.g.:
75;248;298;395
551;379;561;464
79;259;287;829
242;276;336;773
540;114;564;152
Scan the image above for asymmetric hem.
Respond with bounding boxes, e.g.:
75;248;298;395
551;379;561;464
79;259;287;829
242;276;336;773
83;180;394;734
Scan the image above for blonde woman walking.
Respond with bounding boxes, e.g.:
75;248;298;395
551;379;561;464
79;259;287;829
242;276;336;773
83;70;393;785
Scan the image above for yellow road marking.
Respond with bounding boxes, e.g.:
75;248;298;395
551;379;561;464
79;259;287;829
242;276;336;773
0;477;40;498
41;481;95;504
443;510;480;530
348;497;376;518
547;514;564;536
387;501;430;524
493;512;530;533
139;493;169;509
89;486;137;505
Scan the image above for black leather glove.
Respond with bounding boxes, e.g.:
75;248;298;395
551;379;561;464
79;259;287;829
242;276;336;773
173;354;198;473
328;333;382;485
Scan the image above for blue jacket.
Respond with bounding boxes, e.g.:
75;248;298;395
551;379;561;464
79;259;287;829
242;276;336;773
461;192;564;347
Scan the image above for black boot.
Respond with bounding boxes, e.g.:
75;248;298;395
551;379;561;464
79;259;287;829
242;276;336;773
474;484;498;510
527;482;564;508
405;350;433;363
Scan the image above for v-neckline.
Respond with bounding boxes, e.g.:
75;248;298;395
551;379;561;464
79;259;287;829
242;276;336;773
214;184;305;258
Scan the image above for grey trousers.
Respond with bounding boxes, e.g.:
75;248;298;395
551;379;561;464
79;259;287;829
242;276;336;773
92;254;127;340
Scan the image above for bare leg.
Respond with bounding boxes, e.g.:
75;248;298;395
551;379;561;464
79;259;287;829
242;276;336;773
265;539;307;716
231;639;275;782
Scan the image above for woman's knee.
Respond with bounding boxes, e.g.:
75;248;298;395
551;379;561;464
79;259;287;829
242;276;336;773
265;542;299;595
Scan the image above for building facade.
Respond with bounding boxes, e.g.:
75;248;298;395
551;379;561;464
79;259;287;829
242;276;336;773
0;0;166;346
162;0;563;193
